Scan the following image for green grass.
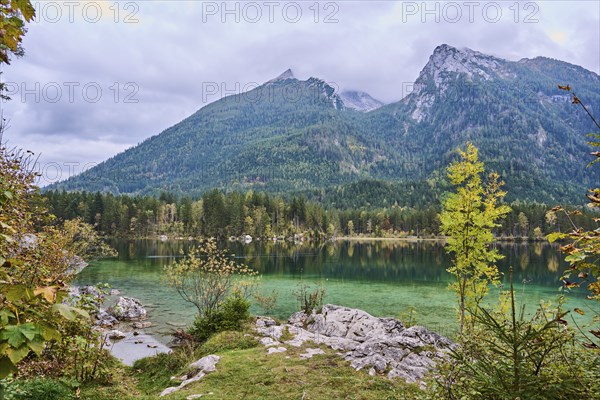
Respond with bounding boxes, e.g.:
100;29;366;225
76;330;423;400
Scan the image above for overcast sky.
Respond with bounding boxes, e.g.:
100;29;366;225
1;0;598;185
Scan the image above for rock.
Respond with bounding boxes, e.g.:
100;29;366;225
189;354;220;373
259;337;280;347
160;355;220;397
68;285;104;311
299;348;325;359
109;297;147;321
160;387;180;397
65;255;89;275
267;347;287;354
261;304;453;385
255;316;277;328
132;321;152;329
288;311;308;326
96;309;118;327
110;289;121;296
106;330;126;340
255;317;284;340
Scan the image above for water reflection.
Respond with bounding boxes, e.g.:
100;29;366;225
75;239;594;342
106;239;572;286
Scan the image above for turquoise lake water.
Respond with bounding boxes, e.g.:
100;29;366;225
75;239;597;342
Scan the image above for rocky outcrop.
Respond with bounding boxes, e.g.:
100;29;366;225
160;355;220;397
255;304;453;385
109;297;147;321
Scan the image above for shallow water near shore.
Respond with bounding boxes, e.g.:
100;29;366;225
75;239;596;343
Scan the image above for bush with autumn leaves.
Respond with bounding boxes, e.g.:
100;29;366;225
0;137;116;380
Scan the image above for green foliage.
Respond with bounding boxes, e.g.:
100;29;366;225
397;306;418;328
550;85;600;351
440;143;511;332
0;377;77;400
0;140;116;381
44;188;598;241
132;351;190;395
0;140;98;376
253;289;279;316
0;0;34;66
164;238;257;318
432;270;599;399
188;295;251;342
198;330;258;355
294;283;326;314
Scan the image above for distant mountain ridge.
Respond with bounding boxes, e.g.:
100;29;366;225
50;45;600;205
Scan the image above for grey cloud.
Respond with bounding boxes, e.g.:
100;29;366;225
1;0;598;172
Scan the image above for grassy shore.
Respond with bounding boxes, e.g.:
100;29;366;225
78;330;423;400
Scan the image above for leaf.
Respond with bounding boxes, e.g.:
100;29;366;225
18;323;39;341
562;280;580;289
38;323;61;342
27;339;44;355
590;330;600;339
583;342;599;349
574;308;585;315
34;286;58;303
52;304;89;321
13;0;36;21
6;344;30;364
0;325;26;348
52;303;75;320
4;284;34;301
0;356;18;379
564;253;586;263
0;309;15;325
546;232;567;243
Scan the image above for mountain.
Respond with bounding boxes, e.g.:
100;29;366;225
50;45;600;205
369;44;600;202
339;90;385;112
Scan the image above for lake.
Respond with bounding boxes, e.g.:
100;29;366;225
75;239;595;342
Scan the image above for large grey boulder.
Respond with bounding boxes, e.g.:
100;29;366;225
109;297;147;321
261;304;454;384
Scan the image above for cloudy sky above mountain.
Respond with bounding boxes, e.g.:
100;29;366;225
1;0;598;185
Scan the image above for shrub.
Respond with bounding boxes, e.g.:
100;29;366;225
431;269;599;399
164;238;257;318
188;295;251;342
2;378;77;400
294;283;326;314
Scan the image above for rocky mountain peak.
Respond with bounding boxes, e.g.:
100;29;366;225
272;68;295;81
406;44;507;121
422;44;505;84
339;90;385;112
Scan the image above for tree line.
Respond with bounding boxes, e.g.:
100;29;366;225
43;189;596;239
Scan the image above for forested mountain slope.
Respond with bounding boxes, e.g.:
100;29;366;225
50;45;600;204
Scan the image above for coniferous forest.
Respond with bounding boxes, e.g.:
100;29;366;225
44;188;596;239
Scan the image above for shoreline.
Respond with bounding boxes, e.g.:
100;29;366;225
101;235;549;244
